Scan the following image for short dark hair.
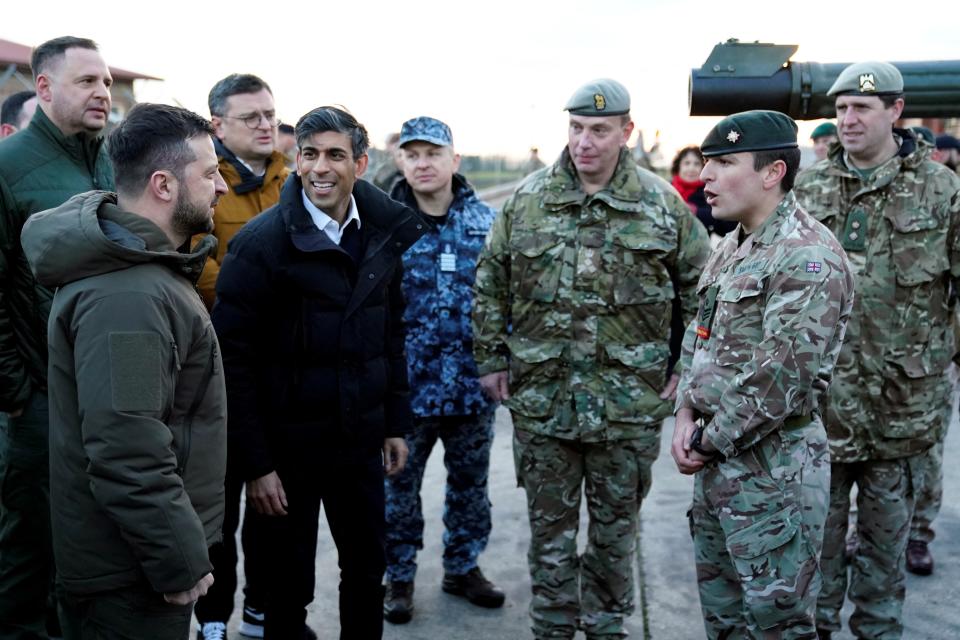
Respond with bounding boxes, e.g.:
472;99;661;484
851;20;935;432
278;122;295;135
671;145;704;176
880;93;905;109
108;103;214;195
1;91;36;126
753;147;802;192
208;74;272;117
295;106;369;158
31;36;99;80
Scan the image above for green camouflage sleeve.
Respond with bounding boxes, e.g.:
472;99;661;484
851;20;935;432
946;173;960;287
472;193;514;376
674;318;699;410
706;244;852;457
669;194;711;375
946;174;960;363
671;193;711;325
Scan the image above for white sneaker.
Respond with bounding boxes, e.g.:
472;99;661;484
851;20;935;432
197;622;227;640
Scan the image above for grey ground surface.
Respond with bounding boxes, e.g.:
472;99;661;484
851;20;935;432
220;401;960;639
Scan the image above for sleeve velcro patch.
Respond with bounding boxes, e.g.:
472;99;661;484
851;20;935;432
109;332;163;412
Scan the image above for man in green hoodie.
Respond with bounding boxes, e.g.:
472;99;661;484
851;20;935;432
0;35;115;640
21;102;229;639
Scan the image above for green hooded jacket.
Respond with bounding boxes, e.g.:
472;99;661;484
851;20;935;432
0;106;114;411
20;190;226;596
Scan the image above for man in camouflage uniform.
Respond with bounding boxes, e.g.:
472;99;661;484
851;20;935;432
672;110;854;640
382;116;504;624
472;78;710;640
907;131;960;576
904;398;952;576
794;61;960;639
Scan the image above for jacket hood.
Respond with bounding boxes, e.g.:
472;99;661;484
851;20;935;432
21;190;217;288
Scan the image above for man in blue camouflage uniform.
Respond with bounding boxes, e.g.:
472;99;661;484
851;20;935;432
383;116;504;624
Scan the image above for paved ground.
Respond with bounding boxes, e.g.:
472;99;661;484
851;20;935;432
221;400;960;639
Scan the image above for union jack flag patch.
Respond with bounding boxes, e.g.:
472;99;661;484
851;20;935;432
805;261;822;273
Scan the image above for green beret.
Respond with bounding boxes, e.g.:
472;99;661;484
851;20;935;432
564;78;630;116
810;122;837;140
911;126;935;145
701;110;798;157
827;61;903;96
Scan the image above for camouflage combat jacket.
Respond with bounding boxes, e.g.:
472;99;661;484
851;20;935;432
675;193;854;459
794;131;960;461
392;175;496;418
472;148;710;442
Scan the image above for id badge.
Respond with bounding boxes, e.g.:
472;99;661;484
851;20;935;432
440;244;456;272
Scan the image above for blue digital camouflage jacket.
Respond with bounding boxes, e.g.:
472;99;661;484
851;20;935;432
391;175;496;418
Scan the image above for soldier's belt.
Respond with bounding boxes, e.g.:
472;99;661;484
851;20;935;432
697;412;815;431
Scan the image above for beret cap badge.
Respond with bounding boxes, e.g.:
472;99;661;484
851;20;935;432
859;73;876;92
594;94;606;111
700;110;797;157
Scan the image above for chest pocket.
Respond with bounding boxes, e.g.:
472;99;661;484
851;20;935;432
712;277;766;365
888;208;949;286
512;230;566;302
608;231;675;305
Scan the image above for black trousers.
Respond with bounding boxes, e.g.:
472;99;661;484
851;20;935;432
59;581;192;640
262;447;386;640
194;472;267;623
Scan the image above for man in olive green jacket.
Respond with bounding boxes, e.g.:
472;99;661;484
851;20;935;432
21;103;228;639
0;36;114;639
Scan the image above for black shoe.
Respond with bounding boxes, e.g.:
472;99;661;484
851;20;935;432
197;622;228;640
238;604;264;638
906;539;934;575
383;581;414;624
442;567;505;608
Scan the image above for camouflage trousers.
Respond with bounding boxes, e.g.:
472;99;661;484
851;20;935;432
513;428;659;640
384;412;495;582
817;456;920;639
909;439;943;544
689;422;829;640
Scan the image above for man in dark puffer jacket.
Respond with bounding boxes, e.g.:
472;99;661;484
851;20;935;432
212;106;426;640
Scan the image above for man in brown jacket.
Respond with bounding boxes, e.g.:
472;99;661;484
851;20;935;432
195;73;289;310
193;73;289;640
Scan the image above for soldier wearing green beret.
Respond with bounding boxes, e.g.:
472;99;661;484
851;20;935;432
472;78;710;639
794;61;960;639
810;121;838;161
672;110;854;639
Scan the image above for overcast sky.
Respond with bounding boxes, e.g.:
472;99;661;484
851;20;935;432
4;0;957;161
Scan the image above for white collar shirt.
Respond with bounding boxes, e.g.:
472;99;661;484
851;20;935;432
301;192;362;245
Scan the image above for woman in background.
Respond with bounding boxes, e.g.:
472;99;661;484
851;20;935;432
670;145;736;237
